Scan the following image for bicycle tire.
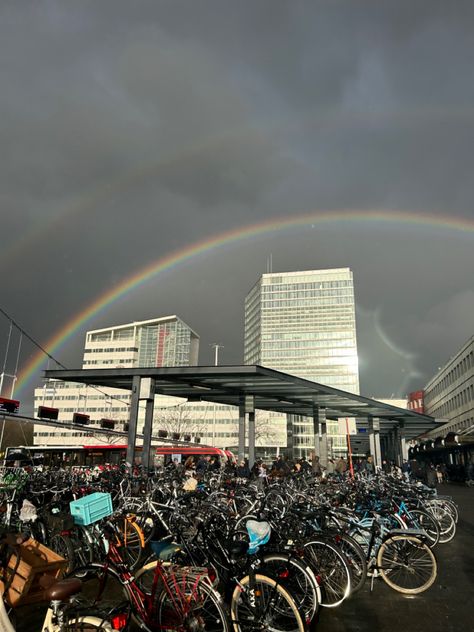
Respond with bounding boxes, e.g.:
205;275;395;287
111;515;145;570
67;564;128;612
49;533;76;574
405;509;440;548
231;573;305;632
262;553;320;624
425;504;456;543
303;538;352;608
377;535;437;594
333;533;367;594
153;572;231;632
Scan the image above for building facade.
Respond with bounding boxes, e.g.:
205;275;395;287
33;316;200;445
244;268;360;457
423;335;474;438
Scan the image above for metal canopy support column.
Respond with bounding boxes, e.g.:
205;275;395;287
313;405;320;459
246;396;256;468
320;416;328;468
126;375;142;468
286;414;294;462
238;399;246;462
141;377;156;471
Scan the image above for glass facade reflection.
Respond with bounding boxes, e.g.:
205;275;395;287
244;268;360;457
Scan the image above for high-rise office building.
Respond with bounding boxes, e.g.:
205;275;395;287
244;268;360;457
33;316;199;445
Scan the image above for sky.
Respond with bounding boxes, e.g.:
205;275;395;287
1;0;473;414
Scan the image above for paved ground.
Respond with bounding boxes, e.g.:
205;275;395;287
316;483;473;632
14;483;473;631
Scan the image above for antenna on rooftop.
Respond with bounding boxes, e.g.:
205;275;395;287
210;343;224;366
266;254;273;274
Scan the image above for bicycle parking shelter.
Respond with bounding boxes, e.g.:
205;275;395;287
45;365;439;469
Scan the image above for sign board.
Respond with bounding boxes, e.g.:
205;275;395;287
171;454;182;463
337;418;357;435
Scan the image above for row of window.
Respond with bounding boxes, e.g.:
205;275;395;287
262;279;352;288
261;289;354;300
428;383;474;419
83;359;135;366
427;348;474;398
262;331;355;341
84;347;138;354
262;296;352;310
261;340;356;350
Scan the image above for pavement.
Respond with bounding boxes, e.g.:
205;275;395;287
14;483;473;631
315;483;474;632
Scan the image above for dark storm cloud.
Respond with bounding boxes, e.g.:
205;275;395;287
1;0;473;410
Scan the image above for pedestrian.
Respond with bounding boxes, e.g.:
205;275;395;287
312;456;322;477
426;463;437;488
236;459;251;479
335;457;347;475
326;458;335;476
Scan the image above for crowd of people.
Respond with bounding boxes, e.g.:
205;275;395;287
165;452;474;490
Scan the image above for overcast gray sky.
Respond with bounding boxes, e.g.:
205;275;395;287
1;0;473;411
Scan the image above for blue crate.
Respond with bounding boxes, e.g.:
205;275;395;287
69;492;113;526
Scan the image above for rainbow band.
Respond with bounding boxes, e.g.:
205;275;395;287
15;209;474;397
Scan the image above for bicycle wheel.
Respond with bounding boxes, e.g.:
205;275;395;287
303;539;352;608
49;533;76;574
67;564;128;614
111;515;145;569
406;509;440;548
425;504;456;543
262;553;320;624
333;533;367;594
377;535;437;594
231;573;305;632
154;573;230;632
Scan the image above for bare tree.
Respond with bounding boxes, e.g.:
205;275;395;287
254;410;279;446
153;405;204;439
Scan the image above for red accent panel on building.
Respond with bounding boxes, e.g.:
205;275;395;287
156;328;166;366
407;390;425;413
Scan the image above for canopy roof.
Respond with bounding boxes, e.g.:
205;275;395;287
45;364;438;441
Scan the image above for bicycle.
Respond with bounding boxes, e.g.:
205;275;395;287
0;532;112;631
67;523;231;632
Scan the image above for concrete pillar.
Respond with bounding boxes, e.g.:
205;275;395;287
400;435;409;461
245;396;255;467
368;416;382;469
313;406;328;467
126;375;142;468
141;378;156;471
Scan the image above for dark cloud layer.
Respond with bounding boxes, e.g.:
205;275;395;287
0;1;473;413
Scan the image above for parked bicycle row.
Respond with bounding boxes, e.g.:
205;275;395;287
0;465;460;631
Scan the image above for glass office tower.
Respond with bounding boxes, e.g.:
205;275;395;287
244;268;360;457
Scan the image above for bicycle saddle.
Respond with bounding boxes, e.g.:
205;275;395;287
43;577;82;601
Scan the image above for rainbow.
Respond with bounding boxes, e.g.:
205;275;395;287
14;209;474;397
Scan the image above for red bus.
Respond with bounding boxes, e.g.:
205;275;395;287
4;444;235;468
